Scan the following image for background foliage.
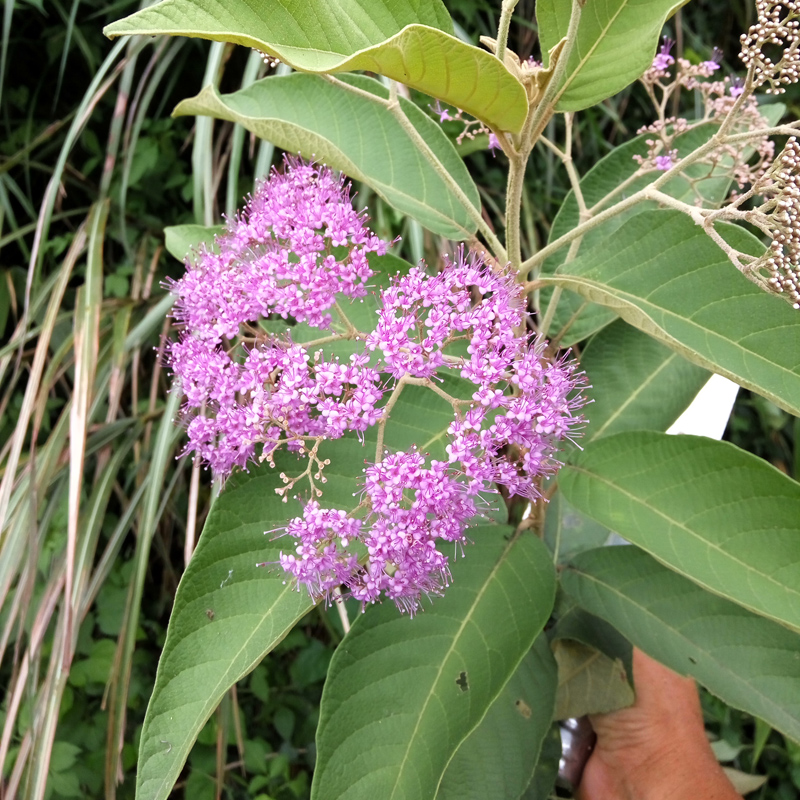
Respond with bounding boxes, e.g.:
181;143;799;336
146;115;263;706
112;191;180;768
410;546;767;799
0;0;797;798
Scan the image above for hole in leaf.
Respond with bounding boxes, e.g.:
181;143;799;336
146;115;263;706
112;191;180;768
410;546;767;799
515;699;532;719
456;671;469;692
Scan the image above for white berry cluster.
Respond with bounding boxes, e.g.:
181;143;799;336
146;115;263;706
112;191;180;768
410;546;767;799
759;137;800;307
740;0;800;93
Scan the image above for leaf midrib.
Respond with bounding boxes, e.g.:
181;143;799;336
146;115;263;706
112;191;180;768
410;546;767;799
565;463;800;625
197;83;477;235
389;529;522;799
555;0;628;103
142;550;313;799
568;566;800;731
589;352;682;440
553;274;800;402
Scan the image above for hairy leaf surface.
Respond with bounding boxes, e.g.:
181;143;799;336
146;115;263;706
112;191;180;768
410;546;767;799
436;635;558;800
546;211;800;415
312;528;556;800
105;0;528;131
174;74;480;239
580;319;709;442
537;0;688;110
563;546;800;742
538;108;784;343
560;432;800;631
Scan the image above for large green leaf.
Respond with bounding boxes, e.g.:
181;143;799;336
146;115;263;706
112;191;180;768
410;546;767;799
537;0;688;111
520;724;562;800
173;73;480;240
580;319;709;442
545;211;800;415
538;132;700;345
543;488;612;565
562;546;800;742
560;432;800;632
312;527;556;800
436;635;558;800
136;440;369;800
104;0;528;132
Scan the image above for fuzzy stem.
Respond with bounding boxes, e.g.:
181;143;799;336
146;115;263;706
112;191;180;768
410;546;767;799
505;154;528;272
521;117;765;276
495;0;521;66
523;0;583;151
538;235;584;336
374;375;410;463
385;83;507;261
333;300;360;337
332;587;350;634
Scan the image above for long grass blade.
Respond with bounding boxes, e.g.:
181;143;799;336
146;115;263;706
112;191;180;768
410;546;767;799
104;387;183;797
194;41;227;226
65;200;108;668
0;220;87;539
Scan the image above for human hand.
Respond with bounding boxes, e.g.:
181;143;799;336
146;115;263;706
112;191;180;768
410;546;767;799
576;648;743;800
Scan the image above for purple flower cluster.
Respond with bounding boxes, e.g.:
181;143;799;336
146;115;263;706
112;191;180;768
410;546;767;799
279;451;477;615
367;250;586;500
651;37;676;72
169;158;587;614
169;158;389;474
366;250;521;381
279;252;586;613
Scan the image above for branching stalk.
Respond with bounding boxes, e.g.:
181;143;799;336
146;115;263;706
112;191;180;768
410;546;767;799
505;155;528;272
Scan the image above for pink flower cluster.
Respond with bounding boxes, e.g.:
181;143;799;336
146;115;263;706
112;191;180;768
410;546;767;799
280;252;586;614
169;158;586;614
366;250;521;381
169;158;389;474
367;251;586;500
279;451;477;615
173;158;387;337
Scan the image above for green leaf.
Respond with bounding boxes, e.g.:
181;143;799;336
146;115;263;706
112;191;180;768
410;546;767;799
723;769;769;795
104;0;528;132
537;0;688;111
539;120;754;345
312;527;556;800
436;635;558;800
163;223;223;263
551;603;633;679
377;374;476;461
552;639;634;720
545;211;800;415
136;440;372;800
173;73;480;240
581;319;709;442
543;488;612;565
520;724;562;800
562;546;800;743
559;432;800;632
